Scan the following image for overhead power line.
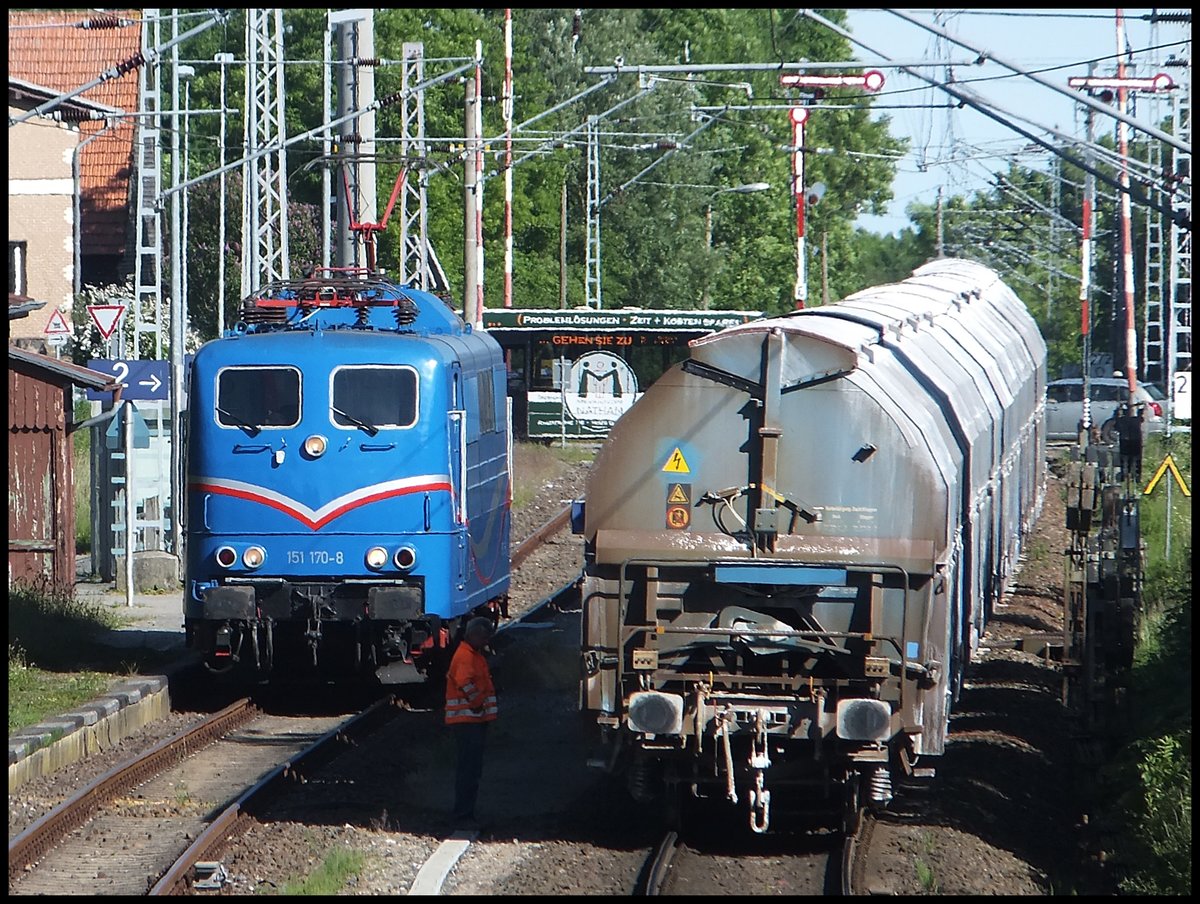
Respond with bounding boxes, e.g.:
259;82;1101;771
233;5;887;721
885;8;1189;156
803;9;1191;230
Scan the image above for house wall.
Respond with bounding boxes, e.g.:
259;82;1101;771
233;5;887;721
8;104;78;344
9;10;142;269
7;361;74;588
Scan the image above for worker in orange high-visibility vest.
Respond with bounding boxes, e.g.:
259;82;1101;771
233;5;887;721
445;617;498;826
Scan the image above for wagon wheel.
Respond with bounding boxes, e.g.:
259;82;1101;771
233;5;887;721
842;774;862;835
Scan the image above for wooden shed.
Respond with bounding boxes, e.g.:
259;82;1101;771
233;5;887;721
8;345;117;589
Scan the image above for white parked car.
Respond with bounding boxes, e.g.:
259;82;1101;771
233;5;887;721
1044;377;1167;441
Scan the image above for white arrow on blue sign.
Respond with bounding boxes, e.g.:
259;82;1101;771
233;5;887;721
86;359;171;401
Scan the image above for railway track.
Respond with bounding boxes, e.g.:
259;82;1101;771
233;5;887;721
637;830;679;895
842;808;876;895
9;696;396;895
64;444;1075;896
11;500;891;897
636;817;857;896
9;506;579;897
510;503;573;571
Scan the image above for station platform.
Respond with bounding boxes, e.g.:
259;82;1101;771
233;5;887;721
8;580;196;791
73;580;191;653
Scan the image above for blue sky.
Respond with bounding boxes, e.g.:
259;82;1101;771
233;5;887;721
841;8;1190;235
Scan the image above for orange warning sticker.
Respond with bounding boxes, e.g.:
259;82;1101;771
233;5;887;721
666;505;690;529
662;447;691;474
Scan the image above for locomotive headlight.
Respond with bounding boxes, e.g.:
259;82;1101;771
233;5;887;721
836;698;892;741
394;546;417;570
303;434;328;458
365;546;389;570
215;546;238;569
242;546;266;569
627;691;684;736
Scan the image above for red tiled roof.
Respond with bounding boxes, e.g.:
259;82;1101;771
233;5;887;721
8;10;142;257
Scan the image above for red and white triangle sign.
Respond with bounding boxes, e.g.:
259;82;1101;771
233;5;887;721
88;304;126;340
44;309;72;335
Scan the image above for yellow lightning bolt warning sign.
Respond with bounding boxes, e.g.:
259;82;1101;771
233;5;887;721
662;447;691;474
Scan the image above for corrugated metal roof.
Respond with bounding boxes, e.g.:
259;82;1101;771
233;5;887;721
7;345;118;390
8;10;141;257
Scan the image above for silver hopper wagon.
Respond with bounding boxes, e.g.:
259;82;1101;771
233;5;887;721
575;258;1048;832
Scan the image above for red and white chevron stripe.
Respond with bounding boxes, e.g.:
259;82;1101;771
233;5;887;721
191;474;452;530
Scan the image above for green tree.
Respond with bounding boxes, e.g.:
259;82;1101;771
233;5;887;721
887;117;1179;386
165;8;909;325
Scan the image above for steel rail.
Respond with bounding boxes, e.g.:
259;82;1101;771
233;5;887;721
149;694;398;894
11;506;581;891
7;697;257;883
639;830;679;896
843;806;873;896
511;502;574;571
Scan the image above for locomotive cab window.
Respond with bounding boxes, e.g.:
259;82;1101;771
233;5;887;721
331;365;418;431
215;366;301;429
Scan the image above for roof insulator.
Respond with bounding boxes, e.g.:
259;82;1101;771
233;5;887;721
113;52;146;78
79;15;130;29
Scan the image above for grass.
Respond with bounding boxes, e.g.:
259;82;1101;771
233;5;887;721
7;578;175;735
913;831;939;890
1105;431;1191;895
914;857;940;893
8;578;125;666
8;656;113;734
1137;431;1191;586
511;440;595;510
1111;567;1191;895
1022;533;1052;567
275;847;366;896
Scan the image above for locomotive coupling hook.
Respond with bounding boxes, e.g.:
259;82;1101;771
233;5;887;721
749;709;772;833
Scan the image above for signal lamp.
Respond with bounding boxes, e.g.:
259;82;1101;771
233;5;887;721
365;546;389;570
303;434;328;458
242;546;266;569
394;546;418;570
862;69;886;92
215;546;238;568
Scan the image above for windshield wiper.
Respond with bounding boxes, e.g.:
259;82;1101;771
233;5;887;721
332;406;379;437
216;406;261;437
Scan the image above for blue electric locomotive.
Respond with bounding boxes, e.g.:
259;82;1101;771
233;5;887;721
184;268;511;683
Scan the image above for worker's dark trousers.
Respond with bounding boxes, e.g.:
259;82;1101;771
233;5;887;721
452;721;489;821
